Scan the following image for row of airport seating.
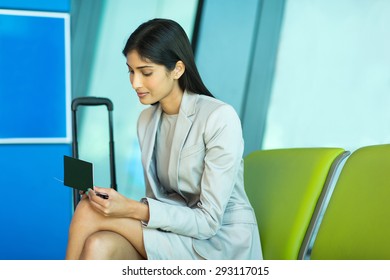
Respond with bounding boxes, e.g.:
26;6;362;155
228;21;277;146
244;144;390;259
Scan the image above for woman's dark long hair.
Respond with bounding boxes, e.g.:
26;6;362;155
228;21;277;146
122;18;213;98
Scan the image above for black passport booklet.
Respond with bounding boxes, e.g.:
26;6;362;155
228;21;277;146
63;155;93;192
63;155;109;199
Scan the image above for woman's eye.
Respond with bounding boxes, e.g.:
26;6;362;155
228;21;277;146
143;72;152;77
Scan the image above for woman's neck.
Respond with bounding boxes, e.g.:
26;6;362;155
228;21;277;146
160;88;184;115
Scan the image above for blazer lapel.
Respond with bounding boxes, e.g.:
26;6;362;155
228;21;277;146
141;105;162;169
141;105;164;198
167;91;198;198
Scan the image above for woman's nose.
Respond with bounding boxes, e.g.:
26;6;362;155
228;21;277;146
131;73;142;89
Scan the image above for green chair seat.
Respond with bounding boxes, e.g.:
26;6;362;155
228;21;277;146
244;147;348;259
310;144;390;259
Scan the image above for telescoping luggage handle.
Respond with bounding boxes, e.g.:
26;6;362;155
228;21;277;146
72;96;114;111
71;97;117;208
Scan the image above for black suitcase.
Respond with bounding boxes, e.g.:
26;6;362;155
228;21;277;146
71;97;117;209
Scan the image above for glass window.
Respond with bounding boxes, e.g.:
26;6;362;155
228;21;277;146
263;0;390;152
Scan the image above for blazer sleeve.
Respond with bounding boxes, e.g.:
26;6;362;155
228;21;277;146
143;104;245;239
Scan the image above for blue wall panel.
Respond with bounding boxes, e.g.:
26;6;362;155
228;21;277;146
0;12;69;142
0;0;70;12
0;144;72;259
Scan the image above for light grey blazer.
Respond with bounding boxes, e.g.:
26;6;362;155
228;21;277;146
137;91;262;259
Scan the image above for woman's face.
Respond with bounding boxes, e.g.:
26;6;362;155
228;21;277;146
126;50;183;113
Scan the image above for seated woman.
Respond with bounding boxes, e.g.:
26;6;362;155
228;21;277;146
65;18;262;260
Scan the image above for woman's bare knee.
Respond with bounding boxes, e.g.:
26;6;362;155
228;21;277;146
79;231;111;260
79;231;144;260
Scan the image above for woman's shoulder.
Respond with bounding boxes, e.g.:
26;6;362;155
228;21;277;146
195;94;239;120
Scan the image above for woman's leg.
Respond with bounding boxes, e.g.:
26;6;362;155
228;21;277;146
79;231;144;260
65;199;146;260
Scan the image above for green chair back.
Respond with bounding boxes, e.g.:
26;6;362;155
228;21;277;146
310;144;390;259
244;148;347;259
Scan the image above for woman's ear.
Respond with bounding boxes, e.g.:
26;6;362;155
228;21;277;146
173;61;185;79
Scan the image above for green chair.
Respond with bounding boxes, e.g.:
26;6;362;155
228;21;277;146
244;147;348;259
310;144;390;259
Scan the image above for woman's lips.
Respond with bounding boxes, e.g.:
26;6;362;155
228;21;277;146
137;91;148;98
